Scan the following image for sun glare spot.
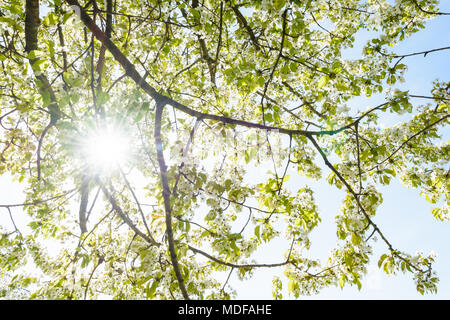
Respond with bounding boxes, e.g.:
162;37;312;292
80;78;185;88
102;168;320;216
83;126;130;172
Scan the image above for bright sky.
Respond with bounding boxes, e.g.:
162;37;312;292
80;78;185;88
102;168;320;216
230;2;450;299
1;1;449;300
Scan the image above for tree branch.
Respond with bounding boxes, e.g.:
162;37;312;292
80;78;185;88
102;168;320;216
78;174;89;233
63;0;357;139
229;2;262;52
25;0;61;180
307;134;428;274
367;114;449;172
154;104;190;300
187;245;290;269
96;177;159;246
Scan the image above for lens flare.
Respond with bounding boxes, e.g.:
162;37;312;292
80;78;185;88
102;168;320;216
83;125;130;172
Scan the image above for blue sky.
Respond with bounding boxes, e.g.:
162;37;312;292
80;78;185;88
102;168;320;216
230;1;450;299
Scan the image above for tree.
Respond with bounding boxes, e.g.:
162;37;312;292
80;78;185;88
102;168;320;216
0;0;448;299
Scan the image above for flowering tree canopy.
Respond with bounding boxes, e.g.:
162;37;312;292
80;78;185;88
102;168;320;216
0;0;448;299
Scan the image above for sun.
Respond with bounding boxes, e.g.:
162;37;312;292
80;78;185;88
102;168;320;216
82;125;131;173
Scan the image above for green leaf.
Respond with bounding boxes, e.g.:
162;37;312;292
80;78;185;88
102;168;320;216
254;225;260;240
230;240;241;256
146;280;158;299
383;259;391;274
32;58;47;71
318;75;329;88
289;63;298;72
355;278;362;291
274;0;287;10
97;92;110;105
264;113;273;123
378;254;388;268
0;16;17;27
338;276;345;289
351;233;361;245
27;50;42;60
287;279;296;293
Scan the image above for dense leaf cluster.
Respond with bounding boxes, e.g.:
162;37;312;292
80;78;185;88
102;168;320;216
0;0;448;299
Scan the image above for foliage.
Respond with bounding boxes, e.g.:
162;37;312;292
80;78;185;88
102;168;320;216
0;0;448;299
